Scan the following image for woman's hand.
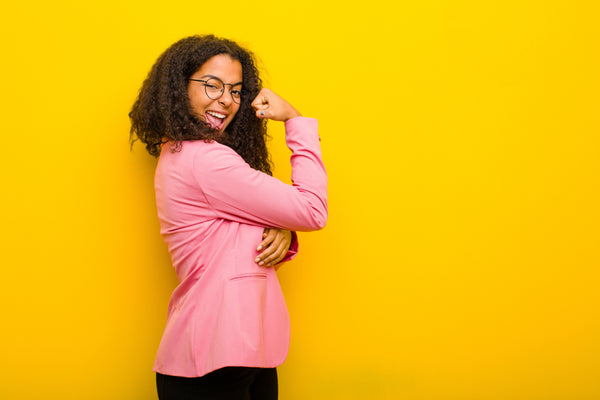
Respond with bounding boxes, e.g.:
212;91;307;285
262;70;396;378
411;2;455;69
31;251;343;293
255;228;293;267
251;88;302;122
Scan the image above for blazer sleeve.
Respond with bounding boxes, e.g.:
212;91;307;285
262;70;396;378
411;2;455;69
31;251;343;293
191;117;328;232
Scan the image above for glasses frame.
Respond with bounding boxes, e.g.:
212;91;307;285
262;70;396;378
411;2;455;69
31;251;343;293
188;77;243;104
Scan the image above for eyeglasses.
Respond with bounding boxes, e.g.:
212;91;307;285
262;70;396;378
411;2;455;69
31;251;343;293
188;77;243;104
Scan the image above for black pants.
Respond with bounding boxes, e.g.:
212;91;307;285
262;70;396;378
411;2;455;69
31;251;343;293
156;367;278;400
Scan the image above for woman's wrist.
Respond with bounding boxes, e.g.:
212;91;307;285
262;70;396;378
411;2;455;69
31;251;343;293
284;107;302;122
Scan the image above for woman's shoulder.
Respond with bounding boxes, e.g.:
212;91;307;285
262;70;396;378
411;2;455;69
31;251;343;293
178;140;246;171
161;139;235;157
158;140;246;176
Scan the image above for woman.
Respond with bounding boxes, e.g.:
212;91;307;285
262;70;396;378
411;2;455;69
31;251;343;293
129;35;328;399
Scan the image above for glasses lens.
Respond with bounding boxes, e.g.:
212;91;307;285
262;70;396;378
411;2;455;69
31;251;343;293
231;89;242;104
204;78;224;100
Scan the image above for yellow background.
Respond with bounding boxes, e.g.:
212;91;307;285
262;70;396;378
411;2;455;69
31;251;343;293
1;1;599;399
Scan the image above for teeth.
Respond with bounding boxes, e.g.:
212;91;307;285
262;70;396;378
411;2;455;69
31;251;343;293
207;111;226;119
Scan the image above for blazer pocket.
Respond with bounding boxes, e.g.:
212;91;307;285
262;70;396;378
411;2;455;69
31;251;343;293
227;272;268;351
229;273;268;281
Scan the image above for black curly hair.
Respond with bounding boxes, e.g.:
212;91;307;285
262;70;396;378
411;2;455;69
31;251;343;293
129;35;272;175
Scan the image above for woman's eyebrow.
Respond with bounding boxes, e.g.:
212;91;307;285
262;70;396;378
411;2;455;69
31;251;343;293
200;74;243;86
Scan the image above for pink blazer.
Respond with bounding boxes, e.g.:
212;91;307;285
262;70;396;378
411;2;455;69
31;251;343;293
153;117;327;377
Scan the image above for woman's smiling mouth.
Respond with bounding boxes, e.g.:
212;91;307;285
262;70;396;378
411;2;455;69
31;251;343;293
205;110;228;131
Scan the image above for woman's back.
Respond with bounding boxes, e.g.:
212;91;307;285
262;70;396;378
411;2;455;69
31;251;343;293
153;118;326;377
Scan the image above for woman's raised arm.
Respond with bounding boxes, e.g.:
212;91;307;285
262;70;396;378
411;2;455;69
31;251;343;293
190;115;327;232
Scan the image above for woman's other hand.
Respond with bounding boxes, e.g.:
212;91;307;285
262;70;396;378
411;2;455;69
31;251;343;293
251;88;301;121
255;228;293;267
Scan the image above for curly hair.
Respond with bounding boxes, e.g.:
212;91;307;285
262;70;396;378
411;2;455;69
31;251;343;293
129;35;272;175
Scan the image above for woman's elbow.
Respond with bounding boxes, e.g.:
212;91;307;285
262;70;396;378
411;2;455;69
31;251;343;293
301;206;328;231
292;191;328;231
314;213;328;230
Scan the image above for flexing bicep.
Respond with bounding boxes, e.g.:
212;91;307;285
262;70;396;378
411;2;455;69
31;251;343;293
192;140;327;231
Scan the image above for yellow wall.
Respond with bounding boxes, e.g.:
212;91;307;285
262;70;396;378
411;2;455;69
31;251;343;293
1;1;599;399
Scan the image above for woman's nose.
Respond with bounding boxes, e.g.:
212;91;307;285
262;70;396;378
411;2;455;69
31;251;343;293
218;89;233;106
